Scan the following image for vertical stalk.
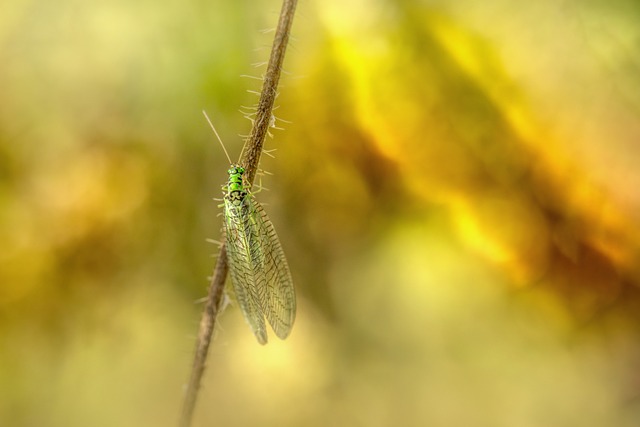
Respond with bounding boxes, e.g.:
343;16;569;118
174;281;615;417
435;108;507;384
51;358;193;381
178;1;298;426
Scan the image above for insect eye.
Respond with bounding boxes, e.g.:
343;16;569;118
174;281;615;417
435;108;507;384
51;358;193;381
238;167;245;174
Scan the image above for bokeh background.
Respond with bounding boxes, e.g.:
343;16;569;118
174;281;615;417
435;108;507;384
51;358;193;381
2;0;640;425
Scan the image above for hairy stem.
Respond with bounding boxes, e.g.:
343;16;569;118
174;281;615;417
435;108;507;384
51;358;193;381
241;0;298;186
179;1;298;426
179;246;228;427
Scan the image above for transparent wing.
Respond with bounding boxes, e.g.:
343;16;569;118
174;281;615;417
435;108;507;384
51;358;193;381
224;194;296;344
249;195;296;340
224;196;268;344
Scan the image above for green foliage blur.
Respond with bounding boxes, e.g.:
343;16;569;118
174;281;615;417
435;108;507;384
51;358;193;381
2;0;640;426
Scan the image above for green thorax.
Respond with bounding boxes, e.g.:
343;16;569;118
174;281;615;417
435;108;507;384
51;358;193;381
226;165;246;198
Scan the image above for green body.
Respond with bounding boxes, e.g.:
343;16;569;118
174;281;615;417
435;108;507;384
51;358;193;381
223;166;296;344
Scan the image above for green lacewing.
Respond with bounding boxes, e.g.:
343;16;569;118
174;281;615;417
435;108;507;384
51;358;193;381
204;111;296;344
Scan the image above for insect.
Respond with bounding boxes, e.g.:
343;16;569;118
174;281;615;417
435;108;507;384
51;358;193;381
204;111;296;344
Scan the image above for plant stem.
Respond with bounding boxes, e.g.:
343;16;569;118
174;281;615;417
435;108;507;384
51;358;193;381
179;245;228;427
241;0;298;186
178;1;298;426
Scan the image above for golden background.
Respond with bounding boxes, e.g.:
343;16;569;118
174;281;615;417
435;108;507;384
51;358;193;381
2;0;640;425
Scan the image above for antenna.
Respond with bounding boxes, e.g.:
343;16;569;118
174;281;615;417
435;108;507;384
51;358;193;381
202;110;233;165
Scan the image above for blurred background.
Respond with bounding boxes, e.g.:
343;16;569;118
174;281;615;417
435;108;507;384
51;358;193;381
2;0;640;425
